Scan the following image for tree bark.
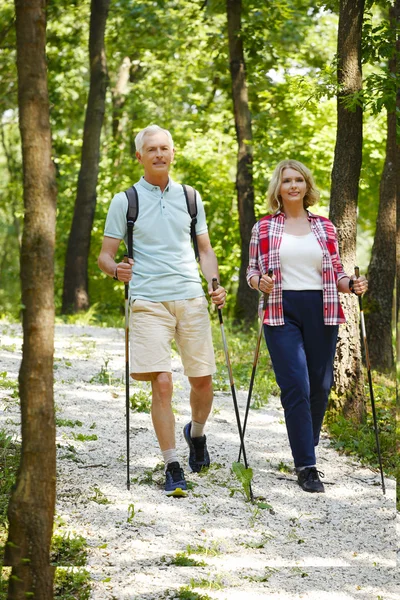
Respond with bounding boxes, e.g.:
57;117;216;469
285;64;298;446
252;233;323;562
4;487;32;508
226;0;258;326
112;56;131;139
329;0;365;420
5;1;57;598
395;2;400;366
62;0;110;313
364;3;398;371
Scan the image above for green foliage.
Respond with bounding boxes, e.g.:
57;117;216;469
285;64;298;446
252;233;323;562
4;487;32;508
0;432;20;528
231;462;254;503
189;575;224;590
163;588;212;600
127;503;135;523
89;358;119;385
51;533;88;567
0;372;19;398
71;432;98;442
87;485;111;505
56;418;83;428
277;461;292;474
326;371;397;488
130;388;152;413
185;542;221;557
171;553;207;568
54;567;91;600
0;0;388;316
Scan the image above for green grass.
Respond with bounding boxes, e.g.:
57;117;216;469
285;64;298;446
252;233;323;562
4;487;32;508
163;589;212;600
325;371;397;486
0;372;19;399
56;418;83;428
54;567;91;599
171;552;207;567
130;388;152;413
71;433;98;442
0;432;20;530
51;533;88;567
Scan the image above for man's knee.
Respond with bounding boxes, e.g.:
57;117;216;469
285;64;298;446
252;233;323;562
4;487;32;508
189;375;213;396
151;372;173;403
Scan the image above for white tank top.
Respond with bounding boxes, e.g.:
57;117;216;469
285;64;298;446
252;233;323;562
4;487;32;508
280;232;323;290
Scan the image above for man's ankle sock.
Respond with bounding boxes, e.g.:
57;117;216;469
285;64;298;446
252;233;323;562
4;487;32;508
191;420;205;438
162;448;179;470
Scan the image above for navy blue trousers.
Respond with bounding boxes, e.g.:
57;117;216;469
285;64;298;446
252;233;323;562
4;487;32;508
264;291;338;468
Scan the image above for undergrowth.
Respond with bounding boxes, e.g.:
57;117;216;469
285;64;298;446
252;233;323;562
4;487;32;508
325;371;397;504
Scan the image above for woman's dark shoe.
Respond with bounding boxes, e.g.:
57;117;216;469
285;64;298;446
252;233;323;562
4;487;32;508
297;467;325;493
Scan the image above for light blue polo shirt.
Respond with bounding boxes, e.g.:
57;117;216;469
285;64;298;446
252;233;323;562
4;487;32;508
104;177;208;302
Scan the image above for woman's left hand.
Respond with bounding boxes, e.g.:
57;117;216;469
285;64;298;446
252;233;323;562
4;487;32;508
351;275;368;295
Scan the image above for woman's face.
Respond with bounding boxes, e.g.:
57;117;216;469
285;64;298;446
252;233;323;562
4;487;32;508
279;167;307;208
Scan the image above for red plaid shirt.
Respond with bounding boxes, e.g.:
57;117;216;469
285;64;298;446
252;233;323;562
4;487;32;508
247;211;347;326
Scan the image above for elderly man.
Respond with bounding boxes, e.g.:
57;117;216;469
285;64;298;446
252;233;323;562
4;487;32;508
98;125;226;496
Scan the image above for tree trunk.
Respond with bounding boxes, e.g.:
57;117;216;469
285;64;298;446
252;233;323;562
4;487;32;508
62;0;110;313
364;3;399;371
395;3;400;366
5;1;57;598
112;56;131;139
226;0;258;326
329;0;365;420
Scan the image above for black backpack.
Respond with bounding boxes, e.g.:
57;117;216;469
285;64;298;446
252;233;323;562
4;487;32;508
124;184;199;262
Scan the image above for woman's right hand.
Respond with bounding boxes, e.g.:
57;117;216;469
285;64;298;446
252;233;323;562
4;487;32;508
259;272;275;294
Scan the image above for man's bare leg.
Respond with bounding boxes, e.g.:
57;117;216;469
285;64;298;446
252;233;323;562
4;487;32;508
150;372;175;451
188;375;213;433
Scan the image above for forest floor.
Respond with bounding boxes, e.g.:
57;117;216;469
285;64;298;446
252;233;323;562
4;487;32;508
0;323;398;599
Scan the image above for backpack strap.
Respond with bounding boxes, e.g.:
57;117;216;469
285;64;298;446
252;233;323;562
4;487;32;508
124;186;139;260
182;184;199;262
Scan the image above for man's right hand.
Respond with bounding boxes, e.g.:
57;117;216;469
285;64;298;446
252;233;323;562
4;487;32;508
115;258;134;282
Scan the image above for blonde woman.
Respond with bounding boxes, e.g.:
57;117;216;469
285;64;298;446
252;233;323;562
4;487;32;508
247;159;367;493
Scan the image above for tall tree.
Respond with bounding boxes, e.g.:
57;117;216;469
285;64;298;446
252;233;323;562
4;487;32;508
329;0;365;420
226;0;258;325
4;0;57;597
364;3;398;371
62;0;110;313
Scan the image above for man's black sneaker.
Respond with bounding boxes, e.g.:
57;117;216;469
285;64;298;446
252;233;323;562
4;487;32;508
164;461;187;497
183;422;210;473
297;467;325;493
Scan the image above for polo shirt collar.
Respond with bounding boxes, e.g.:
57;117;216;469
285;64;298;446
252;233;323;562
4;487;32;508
138;176;171;193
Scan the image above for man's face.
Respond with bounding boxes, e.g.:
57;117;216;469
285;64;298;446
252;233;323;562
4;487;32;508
136;132;174;178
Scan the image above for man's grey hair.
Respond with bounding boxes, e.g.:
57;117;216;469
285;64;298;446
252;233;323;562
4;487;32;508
135;125;174;154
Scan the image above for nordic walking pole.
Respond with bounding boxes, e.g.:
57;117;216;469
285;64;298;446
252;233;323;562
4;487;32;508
355;266;385;495
124;255;131;491
238;268;273;463
212;278;254;502
124;213;134;490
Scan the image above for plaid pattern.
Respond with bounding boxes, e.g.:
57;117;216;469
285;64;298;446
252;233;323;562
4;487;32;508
247;211;347;326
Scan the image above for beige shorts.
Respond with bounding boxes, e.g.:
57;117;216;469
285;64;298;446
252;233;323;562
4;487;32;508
129;297;216;380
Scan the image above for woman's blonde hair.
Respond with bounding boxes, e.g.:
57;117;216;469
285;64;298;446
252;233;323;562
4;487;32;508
267;159;320;212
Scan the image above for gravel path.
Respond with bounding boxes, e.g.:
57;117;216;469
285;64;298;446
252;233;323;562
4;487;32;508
0;323;398;599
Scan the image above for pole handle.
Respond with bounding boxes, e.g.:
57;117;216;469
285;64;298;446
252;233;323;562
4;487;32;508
212;277;223;323
354;266;362;308
261;268;273;310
